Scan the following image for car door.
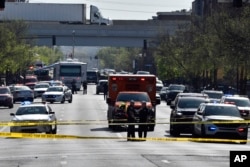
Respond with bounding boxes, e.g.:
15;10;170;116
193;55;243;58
64;86;72;100
193;104;205;133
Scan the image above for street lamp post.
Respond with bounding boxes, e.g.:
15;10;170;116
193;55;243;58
72;30;75;59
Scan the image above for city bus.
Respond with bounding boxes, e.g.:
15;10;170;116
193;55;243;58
49;59;87;91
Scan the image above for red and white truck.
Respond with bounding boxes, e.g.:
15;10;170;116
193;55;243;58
106;74;161;131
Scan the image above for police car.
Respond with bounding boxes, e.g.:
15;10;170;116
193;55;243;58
10;101;57;134
193;103;248;144
220;95;250;120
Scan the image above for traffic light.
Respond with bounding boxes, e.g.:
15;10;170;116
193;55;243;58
0;0;5;10
52;35;56;46
233;0;242;7
143;39;147;50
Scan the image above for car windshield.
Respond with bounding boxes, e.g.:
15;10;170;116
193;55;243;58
168;85;185;91
16;106;48;115
99;81;107;86
25;78;38;83
14;86;30;91
116;93;150;102
47;87;63;92
225;98;250;107
35;84;50;88
204;92;223;99
178;98;207;108
0;88;8;94
160;87;168;91
204;106;241;117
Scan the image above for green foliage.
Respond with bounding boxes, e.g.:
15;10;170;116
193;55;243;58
96;47;141;72
153;6;250;92
0;21;63;83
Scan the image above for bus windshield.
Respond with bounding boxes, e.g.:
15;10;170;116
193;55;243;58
60;65;81;77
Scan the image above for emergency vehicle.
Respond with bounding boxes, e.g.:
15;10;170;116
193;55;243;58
106;74;161;131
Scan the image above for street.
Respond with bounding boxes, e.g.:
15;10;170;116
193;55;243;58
0;84;249;167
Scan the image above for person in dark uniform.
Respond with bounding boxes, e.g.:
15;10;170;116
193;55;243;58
103;82;108;100
82;81;87;94
126;100;136;141
71;79;77;94
138;101;150;141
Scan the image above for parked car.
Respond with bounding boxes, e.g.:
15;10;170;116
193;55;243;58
0;86;14;108
42;85;72;103
12;85;34;103
10;102;57;134
34;82;50;98
169;96;209;136
192;103;248;144
96;79;108;94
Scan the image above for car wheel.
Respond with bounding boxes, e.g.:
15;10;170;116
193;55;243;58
108;121;114;129
68;96;73;103
192;127;198;138
52;125;57;134
9;104;14;109
201;125;206;137
239;136;247;144
61;97;65;103
170;124;180;137
148;125;155;131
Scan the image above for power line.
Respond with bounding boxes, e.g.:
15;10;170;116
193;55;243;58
86;0;168;8
98;8;157;14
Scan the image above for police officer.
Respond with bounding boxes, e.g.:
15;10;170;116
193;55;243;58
103;82;108;100
126;100;136;141
71;79;77;94
138;101;150;141
82;81;87;94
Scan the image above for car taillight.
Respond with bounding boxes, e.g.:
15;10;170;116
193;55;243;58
238;128;245;132
240;110;249;116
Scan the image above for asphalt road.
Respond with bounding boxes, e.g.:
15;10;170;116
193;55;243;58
0;84;249;167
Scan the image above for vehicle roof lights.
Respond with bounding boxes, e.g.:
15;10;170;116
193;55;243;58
21;101;32;106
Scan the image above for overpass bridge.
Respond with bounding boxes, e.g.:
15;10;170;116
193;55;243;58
26;20;190;47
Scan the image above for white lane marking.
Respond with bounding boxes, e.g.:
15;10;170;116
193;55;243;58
60;161;67;165
162;160;170;164
60;155;68;165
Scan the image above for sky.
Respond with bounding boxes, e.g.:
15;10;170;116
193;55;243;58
28;0;194;20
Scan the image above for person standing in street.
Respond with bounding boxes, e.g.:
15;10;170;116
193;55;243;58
138;101;150;141
103;82;108;100
71;79;77;94
82;81;87;94
126;100;136;141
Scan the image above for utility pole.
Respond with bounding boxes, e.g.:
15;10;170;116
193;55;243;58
142;39;147;71
72;30;75;59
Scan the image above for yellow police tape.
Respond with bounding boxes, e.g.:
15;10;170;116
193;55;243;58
0;120;250;127
0;132;248;143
